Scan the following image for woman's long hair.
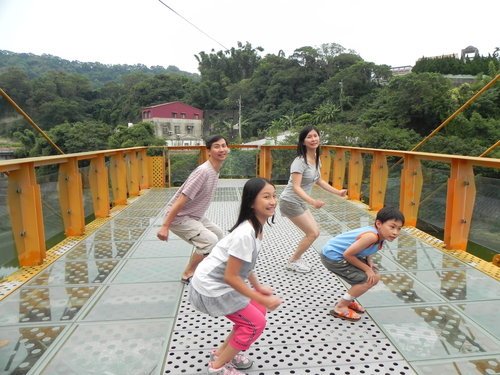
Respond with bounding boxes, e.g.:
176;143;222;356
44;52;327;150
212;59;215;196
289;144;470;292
296;125;320;168
229;177;275;237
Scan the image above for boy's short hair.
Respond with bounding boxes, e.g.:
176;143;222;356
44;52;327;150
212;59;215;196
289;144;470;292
205;135;228;149
376;207;405;225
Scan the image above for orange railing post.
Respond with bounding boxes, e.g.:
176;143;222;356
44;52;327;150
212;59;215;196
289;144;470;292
89;155;110;218
138;149;150;190
347;150;363;201
199;145;209;164
109;152;128;205
399;154;423;227
320;148;331;182
444;160;476;250
127;151;140;197
6;163;46;266
259;146;272;179
369;152;388;211
331;147;346;190
58;159;85;236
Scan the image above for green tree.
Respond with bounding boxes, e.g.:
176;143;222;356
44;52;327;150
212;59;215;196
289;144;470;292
12;120;114;157
311;102;340;124
28;71;94;127
12;129;37;157
195;42;264;109
108;122;165;149
0;67;32;107
361;73;454;135
360;121;421;150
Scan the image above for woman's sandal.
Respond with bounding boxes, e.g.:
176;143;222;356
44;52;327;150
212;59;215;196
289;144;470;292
329;308;361;322
347;300;365;313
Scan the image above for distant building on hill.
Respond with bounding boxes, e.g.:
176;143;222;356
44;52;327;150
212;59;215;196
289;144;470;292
141;101;204;146
422;53;460;60
390;65;413;76
0;148;15;160
443;74;477;86
461;46;479;60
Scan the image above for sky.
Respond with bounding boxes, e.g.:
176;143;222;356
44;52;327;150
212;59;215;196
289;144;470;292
0;0;498;74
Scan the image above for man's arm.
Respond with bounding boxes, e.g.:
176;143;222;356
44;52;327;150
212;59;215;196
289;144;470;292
157;193;189;241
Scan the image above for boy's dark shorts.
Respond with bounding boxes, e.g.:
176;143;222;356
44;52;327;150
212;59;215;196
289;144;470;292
320;254;369;285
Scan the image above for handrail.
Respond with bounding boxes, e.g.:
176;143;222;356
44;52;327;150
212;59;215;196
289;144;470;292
322;145;500;168
0;144;498;269
0;147;148;172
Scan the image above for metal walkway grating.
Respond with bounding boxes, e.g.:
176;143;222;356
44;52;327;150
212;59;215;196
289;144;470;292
165;182;415;374
163;181;499;375
0;180;498;375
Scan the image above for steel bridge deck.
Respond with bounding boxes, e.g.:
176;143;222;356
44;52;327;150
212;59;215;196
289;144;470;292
0;180;498;375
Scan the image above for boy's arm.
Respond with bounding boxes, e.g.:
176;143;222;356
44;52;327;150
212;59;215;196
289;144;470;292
367;255;378;270
343;232;379;274
157;193;189;241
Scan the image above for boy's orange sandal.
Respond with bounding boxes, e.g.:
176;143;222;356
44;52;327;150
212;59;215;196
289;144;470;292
347;300;365;313
329;308;361;322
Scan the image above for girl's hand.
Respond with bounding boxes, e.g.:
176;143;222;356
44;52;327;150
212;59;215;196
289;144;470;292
263;295;283;311
255;284;274;296
312;199;325;209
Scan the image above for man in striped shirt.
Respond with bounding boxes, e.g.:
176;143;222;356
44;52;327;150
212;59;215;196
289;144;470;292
157;135;229;284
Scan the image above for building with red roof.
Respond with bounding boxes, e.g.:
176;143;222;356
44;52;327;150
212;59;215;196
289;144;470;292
141;101;204;146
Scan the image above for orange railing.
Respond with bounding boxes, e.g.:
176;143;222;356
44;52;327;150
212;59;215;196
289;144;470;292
260;145;499;252
0;145;499;269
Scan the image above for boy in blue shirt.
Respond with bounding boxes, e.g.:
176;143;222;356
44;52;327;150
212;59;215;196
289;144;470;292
321;207;405;321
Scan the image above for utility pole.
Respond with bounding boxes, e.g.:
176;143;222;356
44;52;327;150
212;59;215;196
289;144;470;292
339;80;344;112
238;95;242;142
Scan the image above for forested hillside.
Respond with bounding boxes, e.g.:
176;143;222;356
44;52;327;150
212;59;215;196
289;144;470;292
0;50;198;84
0;42;498;160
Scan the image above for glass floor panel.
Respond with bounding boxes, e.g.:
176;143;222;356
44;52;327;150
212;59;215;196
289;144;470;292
411;356;500;375
0;286;98;325
358;272;445;307
0;184;498;375
130;239;194;258
452;300;500;338
380;246;470;270
39;320;172;375
83;282;182;321
367;305;499;361
410;268;500;301
0;325;67;375
112;258;188;283
28;260;120;286
64;241;135;260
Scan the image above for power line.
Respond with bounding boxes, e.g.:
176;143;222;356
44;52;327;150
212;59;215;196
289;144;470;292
157;0;228;51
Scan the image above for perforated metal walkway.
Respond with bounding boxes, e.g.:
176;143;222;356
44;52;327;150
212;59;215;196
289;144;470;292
0;180;499;375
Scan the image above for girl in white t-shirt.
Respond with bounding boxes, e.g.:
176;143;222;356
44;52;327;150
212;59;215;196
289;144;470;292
189;178;283;375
